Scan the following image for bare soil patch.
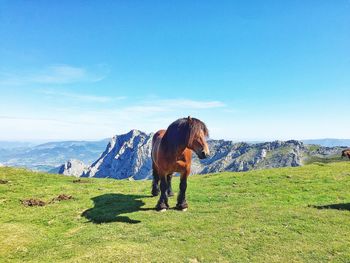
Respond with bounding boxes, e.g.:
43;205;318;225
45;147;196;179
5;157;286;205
50;194;73;203
21;199;46;207
73;179;89;184
21;194;73;207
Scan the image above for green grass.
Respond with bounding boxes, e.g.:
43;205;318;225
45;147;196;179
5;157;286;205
305;145;321;152
1;162;350;262
303;155;344;165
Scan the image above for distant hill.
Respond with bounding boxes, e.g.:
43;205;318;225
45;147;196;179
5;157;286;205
0;139;110;171
303;139;350;147
0;141;39;149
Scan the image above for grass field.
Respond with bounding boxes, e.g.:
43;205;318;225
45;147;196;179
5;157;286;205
1;162;350;262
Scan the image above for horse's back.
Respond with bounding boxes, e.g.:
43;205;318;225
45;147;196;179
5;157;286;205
152;130;166;145
152;130;166;163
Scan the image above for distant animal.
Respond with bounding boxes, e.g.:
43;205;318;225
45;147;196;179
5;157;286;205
341;149;350;160
151;116;210;211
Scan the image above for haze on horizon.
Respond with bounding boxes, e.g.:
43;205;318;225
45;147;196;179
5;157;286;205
0;1;349;142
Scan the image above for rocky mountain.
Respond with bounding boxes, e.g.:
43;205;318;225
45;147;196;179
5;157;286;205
191;140;304;174
57;130;347;180
82;130;153;180
0;139;109;171
1;132;347;178
1;136;348;174
56;159;88;177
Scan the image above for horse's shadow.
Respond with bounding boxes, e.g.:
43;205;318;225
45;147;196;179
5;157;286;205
82;193;152;224
310;203;350;211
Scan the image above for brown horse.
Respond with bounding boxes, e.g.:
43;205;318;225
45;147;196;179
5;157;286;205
151;116;210;211
341;149;350;160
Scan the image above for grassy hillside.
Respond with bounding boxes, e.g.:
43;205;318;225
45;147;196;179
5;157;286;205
1;162;350;262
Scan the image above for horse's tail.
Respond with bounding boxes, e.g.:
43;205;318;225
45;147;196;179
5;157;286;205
151;132;160;162
152;133;157;144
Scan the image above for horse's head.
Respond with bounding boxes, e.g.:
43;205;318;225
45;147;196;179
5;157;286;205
187;116;210;159
342;150;349;158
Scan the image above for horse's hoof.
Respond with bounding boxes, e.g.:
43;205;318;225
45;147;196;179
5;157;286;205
156;207;168;212
156;202;168;211
176;203;188;211
181;208;187;212
151;190;160;197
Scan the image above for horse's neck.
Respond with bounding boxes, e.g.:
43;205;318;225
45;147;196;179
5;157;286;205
160;136;187;159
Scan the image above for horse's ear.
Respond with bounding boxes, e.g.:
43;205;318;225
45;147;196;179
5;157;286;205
187;116;192;123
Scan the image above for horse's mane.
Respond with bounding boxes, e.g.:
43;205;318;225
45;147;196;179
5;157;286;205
162;117;209;154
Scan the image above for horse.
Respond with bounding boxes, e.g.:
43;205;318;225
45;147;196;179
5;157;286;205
151;116;210;211
341;149;350;160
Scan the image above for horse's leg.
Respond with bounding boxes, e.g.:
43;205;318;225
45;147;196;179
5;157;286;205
176;172;189;211
167;174;174;197
151;164;160;197
156;175;169;211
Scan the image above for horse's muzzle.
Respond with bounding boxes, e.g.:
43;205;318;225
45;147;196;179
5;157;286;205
198;150;210;159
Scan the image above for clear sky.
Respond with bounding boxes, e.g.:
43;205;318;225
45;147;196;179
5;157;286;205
0;1;349;141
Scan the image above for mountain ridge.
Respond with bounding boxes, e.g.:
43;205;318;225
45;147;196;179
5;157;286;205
58;130;347;180
1;134;348;176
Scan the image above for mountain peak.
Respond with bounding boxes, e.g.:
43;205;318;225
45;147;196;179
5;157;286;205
84;130;153;180
128;129;143;135
111;129;146;142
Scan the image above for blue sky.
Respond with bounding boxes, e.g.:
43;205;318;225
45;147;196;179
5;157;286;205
0;1;349;141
